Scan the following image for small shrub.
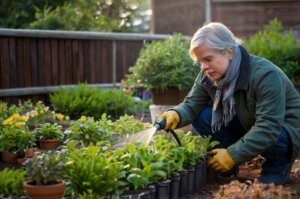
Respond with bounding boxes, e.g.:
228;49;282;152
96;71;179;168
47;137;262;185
49;84;137;119
243;19;300;84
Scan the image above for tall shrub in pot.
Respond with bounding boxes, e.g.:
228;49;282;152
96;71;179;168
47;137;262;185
125;34;199;105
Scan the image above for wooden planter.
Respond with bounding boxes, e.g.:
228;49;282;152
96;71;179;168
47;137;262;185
39;140;61;150
23;181;66;199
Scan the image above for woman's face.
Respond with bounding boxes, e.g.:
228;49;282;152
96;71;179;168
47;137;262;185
193;44;233;82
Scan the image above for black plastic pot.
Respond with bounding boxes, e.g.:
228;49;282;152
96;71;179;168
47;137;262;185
155;179;171;199
179;170;188;198
170;172;180;199
194;162;204;191
120;186;155;199
187;166;196;193
207;166;217;185
201;162;208;186
148;185;156;199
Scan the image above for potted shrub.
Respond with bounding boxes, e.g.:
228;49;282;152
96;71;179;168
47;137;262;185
33;123;64;150
23;151;66;199
125;34;199;106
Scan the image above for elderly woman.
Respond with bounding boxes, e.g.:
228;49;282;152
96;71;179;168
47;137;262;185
160;22;300;185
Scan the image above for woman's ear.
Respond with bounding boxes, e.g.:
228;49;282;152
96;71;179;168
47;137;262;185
226;48;234;60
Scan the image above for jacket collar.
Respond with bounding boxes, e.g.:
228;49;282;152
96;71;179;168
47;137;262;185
201;45;251;91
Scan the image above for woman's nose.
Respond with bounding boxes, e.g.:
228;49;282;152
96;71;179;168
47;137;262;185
201;63;209;71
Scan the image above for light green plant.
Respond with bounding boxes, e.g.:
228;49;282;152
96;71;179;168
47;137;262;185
0;168;26;196
66;116;118;146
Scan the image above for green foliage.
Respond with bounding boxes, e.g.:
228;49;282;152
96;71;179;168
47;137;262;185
0;125;35;154
0;0;150;32
49;84;137;119
126;34;199;92
33;123;64;141
0;168;26;196
66;116;119;146
65;145;122;197
113;142;166;190
25;150;66;185
98;114;151;139
243;19;300;84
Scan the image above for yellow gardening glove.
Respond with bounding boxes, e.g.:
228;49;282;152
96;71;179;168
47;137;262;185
160;110;180;130
208;148;235;172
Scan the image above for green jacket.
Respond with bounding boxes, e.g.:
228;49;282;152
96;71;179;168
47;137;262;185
173;46;300;165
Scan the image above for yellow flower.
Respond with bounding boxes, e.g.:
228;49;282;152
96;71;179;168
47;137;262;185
56;114;64;121
16;122;24;128
34;111;38;116
80;116;87;121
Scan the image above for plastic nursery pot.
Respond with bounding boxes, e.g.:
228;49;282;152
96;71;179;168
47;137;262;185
194;162;204;191
179;170;188;198
201;162;208;186
170;172;180;199
39;140;61;150
120;187;153;199
23;181;66;199
187;166;196;193
207;165;217;185
148;185;156;199
155;179;171;199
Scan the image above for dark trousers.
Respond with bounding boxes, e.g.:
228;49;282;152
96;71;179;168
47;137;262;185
192;106;294;184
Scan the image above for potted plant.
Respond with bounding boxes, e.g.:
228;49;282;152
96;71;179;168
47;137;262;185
33;123;64;150
125;34;199;106
0;114;35;163
23;151;66;199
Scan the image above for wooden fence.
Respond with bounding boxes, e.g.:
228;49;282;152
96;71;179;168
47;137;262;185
0;29;174;103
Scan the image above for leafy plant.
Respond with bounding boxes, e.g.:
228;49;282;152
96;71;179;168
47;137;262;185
0;115;35;154
243;19;300;84
113;142;166;191
125;34;199;92
65;116;118;146
33;123;64;141
25;150;66;185
50;83;139;119
0;168;26;196
98;113;151;140
65;145;123;197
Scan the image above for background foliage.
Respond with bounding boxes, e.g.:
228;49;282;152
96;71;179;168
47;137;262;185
243;19;300;85
0;0;150;32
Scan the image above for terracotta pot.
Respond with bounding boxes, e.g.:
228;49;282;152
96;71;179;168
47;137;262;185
39;140;61;150
25;148;35;158
1;149;19;163
23;181;66;199
151;89;188;105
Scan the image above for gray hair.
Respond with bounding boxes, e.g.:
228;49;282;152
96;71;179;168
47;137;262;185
189;22;241;59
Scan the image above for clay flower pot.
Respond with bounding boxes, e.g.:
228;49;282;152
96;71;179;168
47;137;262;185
39;140;61;150
1;149;19;163
23;181;66;199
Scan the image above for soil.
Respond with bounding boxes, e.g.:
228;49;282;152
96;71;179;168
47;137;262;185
184;156;300;199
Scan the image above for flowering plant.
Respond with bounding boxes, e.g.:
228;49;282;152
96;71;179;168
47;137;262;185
0;113;35;153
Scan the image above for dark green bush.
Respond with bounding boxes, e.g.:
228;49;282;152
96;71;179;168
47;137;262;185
49;84;138;119
243;19;300;84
